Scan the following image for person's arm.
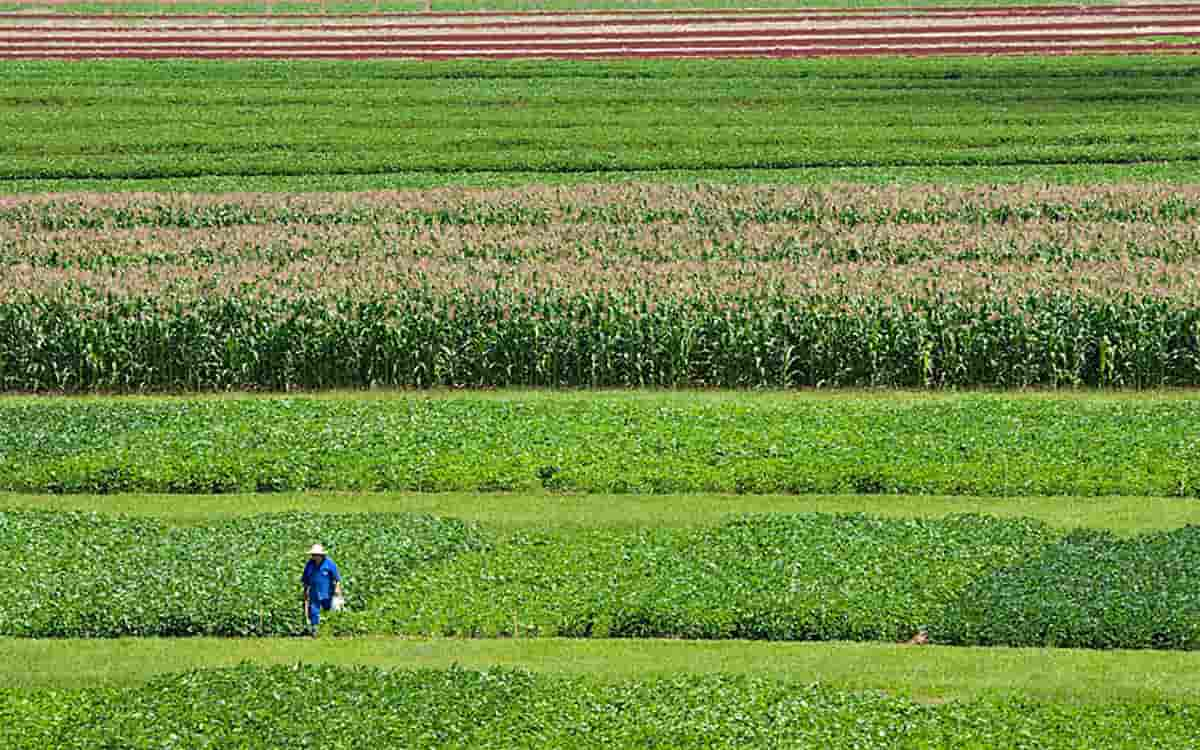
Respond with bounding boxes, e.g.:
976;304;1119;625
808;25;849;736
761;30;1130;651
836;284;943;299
331;560;343;597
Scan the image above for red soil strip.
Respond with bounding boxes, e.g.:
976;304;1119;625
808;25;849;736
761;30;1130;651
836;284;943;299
4;4;1200;22
4;9;1199;32
3;2;1200;12
8;30;1198;47
4;4;1198;59
4;40;1198;58
7;19;1200;43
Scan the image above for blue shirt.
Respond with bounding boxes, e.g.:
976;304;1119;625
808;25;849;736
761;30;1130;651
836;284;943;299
301;557;340;601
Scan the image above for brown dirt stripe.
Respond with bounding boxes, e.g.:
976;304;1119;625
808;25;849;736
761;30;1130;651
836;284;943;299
10;29;1199;48
4;40;1198;58
6;19;1200;43
3;4;1200;23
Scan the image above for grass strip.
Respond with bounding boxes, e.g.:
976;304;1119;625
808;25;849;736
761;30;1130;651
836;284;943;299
2;392;1199;497
4;638;1200;703
6;490;1200;533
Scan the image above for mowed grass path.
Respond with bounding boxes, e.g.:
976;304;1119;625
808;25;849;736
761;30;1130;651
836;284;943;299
3;55;1199;192
9;637;1200;704
8;490;1200;533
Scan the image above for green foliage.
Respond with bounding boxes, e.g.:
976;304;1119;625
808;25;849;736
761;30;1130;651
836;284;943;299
3;57;1198;187
9;507;1200;650
0;394;1197;497
10;292;1200;391
358;513;1054;642
3;664;1200;749
5;183;1200;391
0;510;487;637
941;525;1200;649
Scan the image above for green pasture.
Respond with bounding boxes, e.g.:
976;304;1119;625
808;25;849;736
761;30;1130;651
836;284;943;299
2;55;1198;192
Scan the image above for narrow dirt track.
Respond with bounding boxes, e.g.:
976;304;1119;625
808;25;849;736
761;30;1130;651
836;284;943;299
2;3;1199;58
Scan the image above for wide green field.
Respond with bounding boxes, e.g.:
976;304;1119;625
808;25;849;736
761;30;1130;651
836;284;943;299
8;479;1200;745
3;56;1200;193
6;22;1200;745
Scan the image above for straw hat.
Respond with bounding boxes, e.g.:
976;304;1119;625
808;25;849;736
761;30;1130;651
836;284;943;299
308;544;327;556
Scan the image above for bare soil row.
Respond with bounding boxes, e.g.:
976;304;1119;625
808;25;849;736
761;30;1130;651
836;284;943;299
2;3;1198;57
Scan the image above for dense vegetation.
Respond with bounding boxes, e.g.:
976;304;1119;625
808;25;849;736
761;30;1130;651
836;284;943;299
2;394;1199;496
5;185;1200;390
945;524;1200;649
0;510;485;636
7;508;1200;649
2;56;1198;194
3;664;1199;749
362;513;1054;642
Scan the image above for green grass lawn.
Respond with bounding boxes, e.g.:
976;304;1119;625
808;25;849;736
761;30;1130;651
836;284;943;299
2;56;1198;193
8;636;1200;703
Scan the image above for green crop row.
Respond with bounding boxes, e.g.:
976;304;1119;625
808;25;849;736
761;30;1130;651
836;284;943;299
3;664;1197;749
351;514;1200;649
4;184;1199;391
355;513;1055;643
5;292;1200;391
8;509;1200;649
0;510;485;637
2;56;1198;190
2;394;1199;497
6;184;1196;232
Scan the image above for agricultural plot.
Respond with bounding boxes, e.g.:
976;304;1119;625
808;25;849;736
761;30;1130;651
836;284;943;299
8;500;1200;744
2;393;1200;496
4;4;1200;59
5;2;1200;742
5;664;1200;749
6;507;1200;648
2;54;1200;193
5;185;1200;390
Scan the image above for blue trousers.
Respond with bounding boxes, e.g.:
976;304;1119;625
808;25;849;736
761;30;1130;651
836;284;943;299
308;598;332;628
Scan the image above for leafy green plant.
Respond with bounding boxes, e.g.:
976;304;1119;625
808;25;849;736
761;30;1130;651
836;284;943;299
941;524;1200;649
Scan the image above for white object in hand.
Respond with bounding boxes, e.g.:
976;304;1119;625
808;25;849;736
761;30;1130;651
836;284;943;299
331;595;345;611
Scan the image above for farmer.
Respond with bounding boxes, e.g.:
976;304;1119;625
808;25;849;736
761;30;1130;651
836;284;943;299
301;543;342;637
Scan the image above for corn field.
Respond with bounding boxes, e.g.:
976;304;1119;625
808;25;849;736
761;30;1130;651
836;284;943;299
3;183;1200;391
